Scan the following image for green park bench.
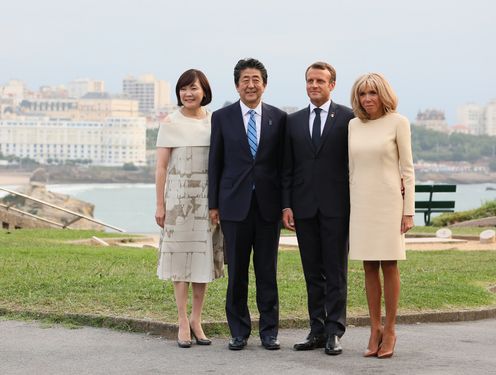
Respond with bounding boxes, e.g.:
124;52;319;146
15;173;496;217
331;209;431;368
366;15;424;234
415;184;456;226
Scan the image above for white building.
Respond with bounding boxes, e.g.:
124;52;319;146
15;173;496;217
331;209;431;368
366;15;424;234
0;80;27;105
19;98;79;119
457;103;484;135
122;74;171;114
0;116;146;166
457;100;496;136
415;109;449;132
38;85;68;99
67;79;105;98
449;124;472;135
484;100;496;136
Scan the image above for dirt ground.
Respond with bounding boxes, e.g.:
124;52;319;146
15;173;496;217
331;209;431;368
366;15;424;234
406;239;496;251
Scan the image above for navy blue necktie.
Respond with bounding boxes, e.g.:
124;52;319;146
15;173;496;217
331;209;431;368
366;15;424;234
312;108;322;149
247;110;258;158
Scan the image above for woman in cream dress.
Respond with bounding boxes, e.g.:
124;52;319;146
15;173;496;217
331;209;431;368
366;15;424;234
348;73;415;358
155;69;223;348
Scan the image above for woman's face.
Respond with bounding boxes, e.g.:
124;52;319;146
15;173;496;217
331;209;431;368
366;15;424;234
180;79;204;110
359;85;384;120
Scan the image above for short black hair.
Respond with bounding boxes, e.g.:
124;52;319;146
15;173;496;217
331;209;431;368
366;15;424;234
175;69;212;106
233;58;268;86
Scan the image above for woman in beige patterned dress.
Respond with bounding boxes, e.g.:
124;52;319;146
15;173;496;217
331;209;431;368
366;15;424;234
348;73;415;358
155;69;223;348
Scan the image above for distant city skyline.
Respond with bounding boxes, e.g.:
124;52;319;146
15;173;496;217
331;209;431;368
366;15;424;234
1;0;495;124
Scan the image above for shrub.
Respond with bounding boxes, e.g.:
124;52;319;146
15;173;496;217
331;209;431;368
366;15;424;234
432;200;496;226
122;162;138;171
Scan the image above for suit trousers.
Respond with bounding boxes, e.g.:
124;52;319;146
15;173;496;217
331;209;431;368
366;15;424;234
295;212;349;337
221;192;280;339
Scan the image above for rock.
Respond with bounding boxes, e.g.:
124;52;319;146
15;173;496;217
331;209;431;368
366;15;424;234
436;228;452;239
30;168;48;183
0;183;104;230
480;230;496;244
91;236;110;246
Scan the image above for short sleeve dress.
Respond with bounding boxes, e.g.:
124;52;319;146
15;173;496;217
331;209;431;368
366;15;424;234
348;112;415;261
156;109;224;282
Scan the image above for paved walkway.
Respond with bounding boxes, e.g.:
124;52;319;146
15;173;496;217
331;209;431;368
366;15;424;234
119;234;496;251
1;319;495;375
279;236;469;247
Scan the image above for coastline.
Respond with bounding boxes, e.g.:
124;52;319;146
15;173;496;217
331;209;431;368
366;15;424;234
1;168;496;186
0;166;155;185
416;172;496;184
0;172;31;186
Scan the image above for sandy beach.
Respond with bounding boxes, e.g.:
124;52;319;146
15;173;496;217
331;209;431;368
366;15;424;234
0;172;31;186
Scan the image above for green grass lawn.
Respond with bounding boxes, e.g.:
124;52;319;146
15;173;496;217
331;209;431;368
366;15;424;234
1;229;495;327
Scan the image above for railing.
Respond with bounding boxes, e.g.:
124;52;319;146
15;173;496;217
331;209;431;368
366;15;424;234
0;186;125;232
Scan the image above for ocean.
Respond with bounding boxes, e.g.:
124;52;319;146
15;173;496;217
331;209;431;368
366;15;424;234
3;183;496;233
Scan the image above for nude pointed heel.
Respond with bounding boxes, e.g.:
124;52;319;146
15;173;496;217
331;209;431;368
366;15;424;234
363;329;383;357
377;335;396;359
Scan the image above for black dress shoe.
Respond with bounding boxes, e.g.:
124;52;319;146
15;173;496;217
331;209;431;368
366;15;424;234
325;335;342;355
190;327;212;345
293;333;326;351
228;336;247;350
177;339;192;348
261;336;280;350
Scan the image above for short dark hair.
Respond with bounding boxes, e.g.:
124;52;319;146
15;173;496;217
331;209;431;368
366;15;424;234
234;58;268;86
305;62;336;83
175;69;212;106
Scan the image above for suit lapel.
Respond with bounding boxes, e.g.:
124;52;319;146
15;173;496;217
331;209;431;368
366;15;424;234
231;101;252;157
258;103;271;156
317;101;338;154
301;106;314;152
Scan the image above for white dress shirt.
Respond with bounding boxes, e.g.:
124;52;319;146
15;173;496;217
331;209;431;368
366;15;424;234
308;99;331;136
240;101;262;143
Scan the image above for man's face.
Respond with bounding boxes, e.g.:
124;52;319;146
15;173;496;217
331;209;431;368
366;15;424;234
236;68;266;108
306;68;335;107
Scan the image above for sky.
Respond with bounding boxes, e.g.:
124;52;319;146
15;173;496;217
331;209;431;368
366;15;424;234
1;0;495;124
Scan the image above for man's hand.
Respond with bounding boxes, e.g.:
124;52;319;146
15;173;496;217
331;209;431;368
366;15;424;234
209;209;220;225
282;208;295;231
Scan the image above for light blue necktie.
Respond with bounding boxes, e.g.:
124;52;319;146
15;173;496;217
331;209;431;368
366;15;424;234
247;109;258;158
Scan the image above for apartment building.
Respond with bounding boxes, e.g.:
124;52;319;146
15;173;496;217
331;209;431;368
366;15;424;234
457;103;484;135
67;78;105;98
484;100;496;136
0;116;146;166
122;74;171;114
18;95;139;121
78;93;140;121
19;98;79;119
457;100;496;136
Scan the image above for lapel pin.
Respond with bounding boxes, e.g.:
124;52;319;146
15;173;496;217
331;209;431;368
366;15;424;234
331;113;335;118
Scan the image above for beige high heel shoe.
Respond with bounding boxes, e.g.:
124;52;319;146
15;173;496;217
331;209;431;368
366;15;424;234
377;335;396;358
363;328;383;357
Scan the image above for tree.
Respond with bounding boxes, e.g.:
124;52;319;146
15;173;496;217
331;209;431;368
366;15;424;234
123;162;138;171
146;128;159;150
489;159;496;172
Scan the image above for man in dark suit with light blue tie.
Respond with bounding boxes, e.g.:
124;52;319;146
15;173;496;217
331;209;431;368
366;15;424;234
208;58;286;351
282;61;354;355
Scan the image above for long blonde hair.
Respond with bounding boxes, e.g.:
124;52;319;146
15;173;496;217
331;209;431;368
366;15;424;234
350;73;398;121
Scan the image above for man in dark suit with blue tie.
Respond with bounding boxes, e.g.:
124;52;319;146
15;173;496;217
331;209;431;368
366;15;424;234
208;58;286;351
282;62;354;355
